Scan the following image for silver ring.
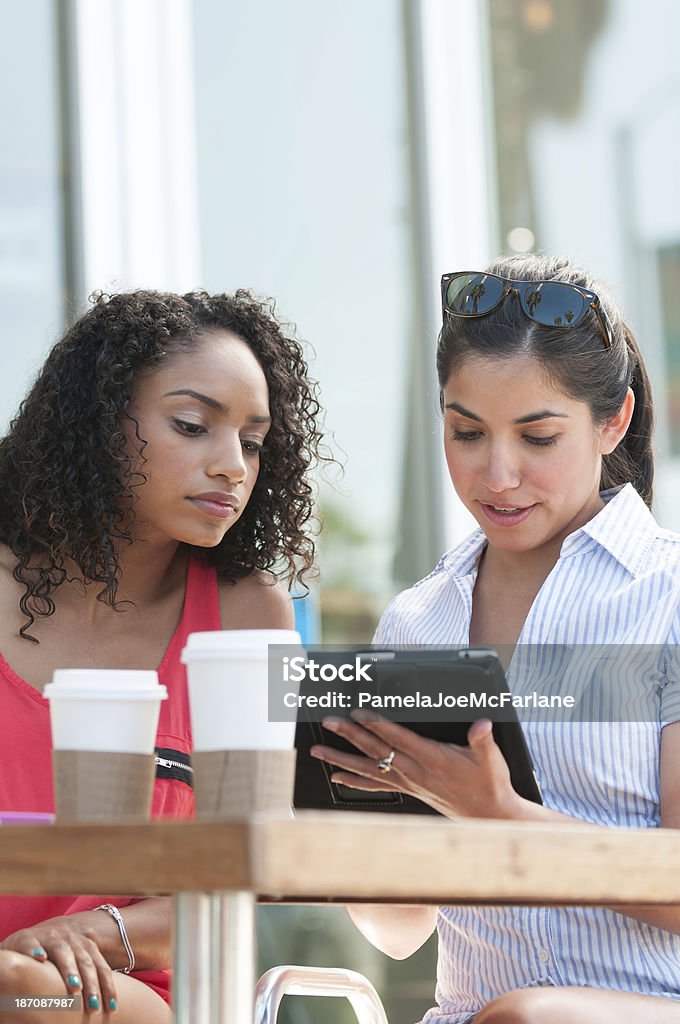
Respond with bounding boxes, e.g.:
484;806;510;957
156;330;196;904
376;749;396;774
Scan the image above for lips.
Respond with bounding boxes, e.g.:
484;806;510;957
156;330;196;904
480;502;536;527
188;492;240;520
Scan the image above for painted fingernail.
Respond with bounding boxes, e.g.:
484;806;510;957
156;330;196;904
87;994;100;1010
322;717;340;730
31;947;46;959
67;974;81;988
108;998;117;1011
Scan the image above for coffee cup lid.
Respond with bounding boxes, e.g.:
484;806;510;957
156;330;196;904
44;685;168;702
50;669;161;690
181;629;302;663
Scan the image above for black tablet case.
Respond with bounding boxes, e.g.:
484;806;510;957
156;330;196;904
293;647;542;813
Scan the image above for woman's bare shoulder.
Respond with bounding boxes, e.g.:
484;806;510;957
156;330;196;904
218;570;294;630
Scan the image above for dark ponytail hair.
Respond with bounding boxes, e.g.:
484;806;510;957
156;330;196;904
436;254;654;507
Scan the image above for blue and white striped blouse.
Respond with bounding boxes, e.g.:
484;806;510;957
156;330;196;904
374;484;680;1022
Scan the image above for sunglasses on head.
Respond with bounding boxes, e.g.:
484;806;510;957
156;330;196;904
440;271;613;350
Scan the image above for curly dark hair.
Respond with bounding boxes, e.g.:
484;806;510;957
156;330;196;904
0;289;325;640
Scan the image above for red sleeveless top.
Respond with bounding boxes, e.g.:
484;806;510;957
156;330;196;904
0;557;220;1004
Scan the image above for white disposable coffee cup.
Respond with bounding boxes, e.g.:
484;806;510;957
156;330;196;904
45;669;167;821
45;669;167;754
182;630;302;817
181;629;302;751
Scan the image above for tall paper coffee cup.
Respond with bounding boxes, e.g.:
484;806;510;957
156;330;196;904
44;669;167;822
181;629;302;817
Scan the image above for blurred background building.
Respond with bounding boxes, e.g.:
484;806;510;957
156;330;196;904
2;1;679;1020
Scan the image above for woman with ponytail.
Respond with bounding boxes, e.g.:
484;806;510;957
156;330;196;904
312;256;680;1022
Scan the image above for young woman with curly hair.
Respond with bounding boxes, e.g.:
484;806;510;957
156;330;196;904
0;288;324;1023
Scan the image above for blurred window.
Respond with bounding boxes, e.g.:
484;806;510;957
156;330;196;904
191;0;422;645
487;0;680;526
0;0;66;429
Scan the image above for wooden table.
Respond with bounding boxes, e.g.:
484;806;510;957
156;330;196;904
2;813;680;1023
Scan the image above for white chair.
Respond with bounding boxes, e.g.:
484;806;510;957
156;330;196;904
255;965;389;1024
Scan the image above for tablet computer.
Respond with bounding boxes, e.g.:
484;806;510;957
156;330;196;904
293;646;542;813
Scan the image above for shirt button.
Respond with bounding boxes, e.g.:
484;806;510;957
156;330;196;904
538;949;550;964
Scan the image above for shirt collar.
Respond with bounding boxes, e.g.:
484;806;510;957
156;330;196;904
442;483;656;580
560;482;656;576
441;527;487;578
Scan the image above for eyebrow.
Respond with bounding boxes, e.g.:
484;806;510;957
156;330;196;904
445;401;569;425
163;389;271;424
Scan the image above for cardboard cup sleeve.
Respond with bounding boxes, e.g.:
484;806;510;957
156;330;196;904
52;749;155;822
192;749;297;817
